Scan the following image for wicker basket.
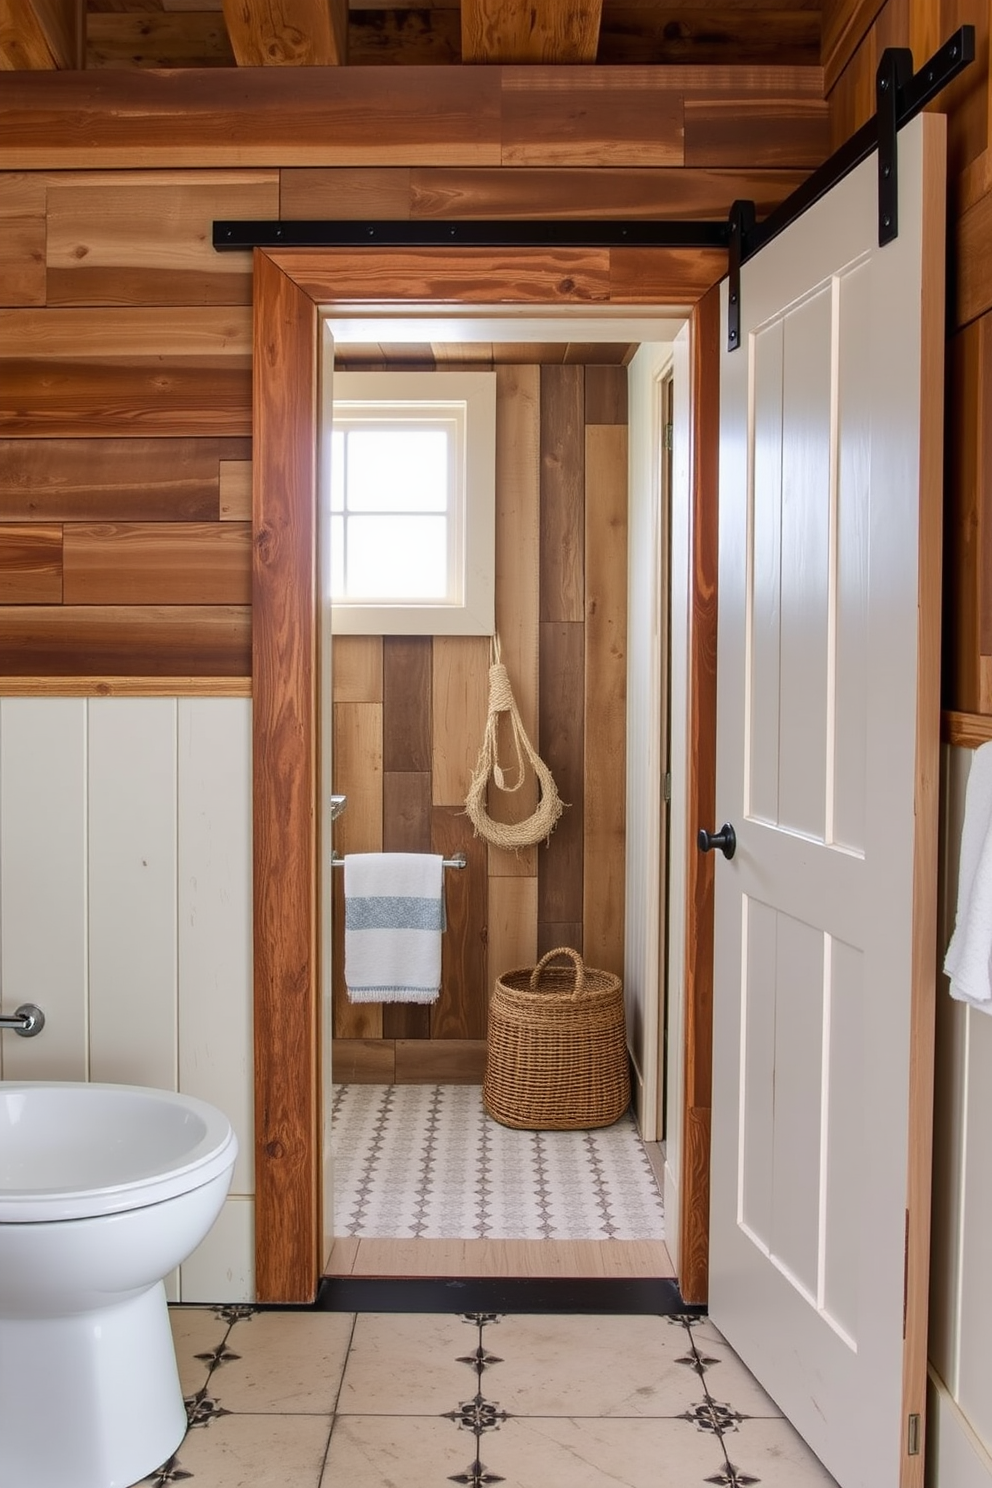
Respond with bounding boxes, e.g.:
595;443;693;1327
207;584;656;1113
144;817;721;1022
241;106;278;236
483;947;630;1130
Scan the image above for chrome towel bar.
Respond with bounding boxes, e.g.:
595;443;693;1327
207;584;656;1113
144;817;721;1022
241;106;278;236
331;851;466;870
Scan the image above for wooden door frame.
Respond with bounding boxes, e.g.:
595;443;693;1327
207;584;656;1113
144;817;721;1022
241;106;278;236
250;244;720;1302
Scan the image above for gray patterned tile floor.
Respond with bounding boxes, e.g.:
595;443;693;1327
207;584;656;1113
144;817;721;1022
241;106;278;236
332;1084;666;1241
143;1306;840;1487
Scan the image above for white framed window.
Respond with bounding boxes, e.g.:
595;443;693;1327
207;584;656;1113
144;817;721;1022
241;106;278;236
322;369;496;636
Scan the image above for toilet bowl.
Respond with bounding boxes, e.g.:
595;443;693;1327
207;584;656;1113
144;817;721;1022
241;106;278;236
0;1081;238;1488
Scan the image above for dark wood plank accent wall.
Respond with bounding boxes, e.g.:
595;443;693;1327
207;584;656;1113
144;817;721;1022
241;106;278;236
328;363;627;1073
824;0;992;725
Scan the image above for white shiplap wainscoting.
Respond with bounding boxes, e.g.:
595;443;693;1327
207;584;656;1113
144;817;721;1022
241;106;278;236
0;696;254;1303
928;744;992;1487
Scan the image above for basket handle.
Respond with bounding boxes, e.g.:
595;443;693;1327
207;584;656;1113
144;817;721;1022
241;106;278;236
529;946;585;996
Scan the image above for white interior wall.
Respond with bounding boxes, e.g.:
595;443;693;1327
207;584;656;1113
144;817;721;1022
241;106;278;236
0;696;254;1303
928;742;992;1486
625;340;672;1142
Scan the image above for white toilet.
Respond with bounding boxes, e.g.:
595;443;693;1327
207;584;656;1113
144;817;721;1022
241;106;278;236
0;1081;238;1488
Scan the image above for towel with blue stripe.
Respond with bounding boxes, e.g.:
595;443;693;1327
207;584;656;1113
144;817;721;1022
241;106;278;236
343;852;445;1004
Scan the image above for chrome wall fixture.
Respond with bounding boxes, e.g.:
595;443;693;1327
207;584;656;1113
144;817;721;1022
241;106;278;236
330;852;467;870
0;1003;46;1038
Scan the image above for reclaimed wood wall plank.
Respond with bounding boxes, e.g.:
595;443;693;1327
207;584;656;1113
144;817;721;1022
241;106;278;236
487;871;538;995
0;362;253;438
381;769;433;1039
0;174;46;309
0;305;253;358
431;634;489;808
500;70;684;166
383;635;432;771
46;173;279;307
684;96;830;168
0;604;251;675
0;524;62;603
431;804;488;1039
331;635;383;703
956;184;992;330
283;164;811;222
583;421;627;978
280;166;413;219
407;164;811;219
62;521;251;605
490;362;540;879
0;436;245;521
332;699;384;1041
538;619;584;943
0;65;825;171
219;459;252;520
585;363;628;425
540;364;585;623
0;68;503;169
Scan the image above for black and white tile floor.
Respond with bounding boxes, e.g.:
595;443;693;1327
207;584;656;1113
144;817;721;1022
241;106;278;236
332;1084;666;1241
146;1305;839;1487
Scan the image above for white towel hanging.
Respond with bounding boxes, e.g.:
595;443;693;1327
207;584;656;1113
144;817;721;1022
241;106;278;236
944;740;992;1013
343;853;444;1004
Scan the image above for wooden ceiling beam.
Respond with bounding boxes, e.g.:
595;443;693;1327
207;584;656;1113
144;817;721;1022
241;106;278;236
0;0;81;68
461;0;602;63
221;0;348;63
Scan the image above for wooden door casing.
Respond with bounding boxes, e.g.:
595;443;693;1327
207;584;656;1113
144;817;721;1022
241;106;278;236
251;246;720;1302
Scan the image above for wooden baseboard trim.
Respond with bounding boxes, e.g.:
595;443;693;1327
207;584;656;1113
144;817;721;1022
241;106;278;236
332;1038;487;1083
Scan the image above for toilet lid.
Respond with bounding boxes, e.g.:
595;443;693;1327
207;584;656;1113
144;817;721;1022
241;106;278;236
0;1082;238;1222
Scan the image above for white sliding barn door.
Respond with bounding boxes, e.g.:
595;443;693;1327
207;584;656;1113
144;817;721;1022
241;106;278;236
708;112;945;1488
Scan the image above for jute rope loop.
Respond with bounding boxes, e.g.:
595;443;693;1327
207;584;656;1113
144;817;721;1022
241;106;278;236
465;637;565;850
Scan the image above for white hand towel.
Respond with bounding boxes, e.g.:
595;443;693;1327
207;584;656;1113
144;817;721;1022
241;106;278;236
944;740;992;1013
344;852;444;1004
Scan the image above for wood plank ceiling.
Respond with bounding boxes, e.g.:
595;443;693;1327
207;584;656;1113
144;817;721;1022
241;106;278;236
0;0;823;73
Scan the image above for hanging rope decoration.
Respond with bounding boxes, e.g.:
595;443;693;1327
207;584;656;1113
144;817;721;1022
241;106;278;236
465;637;565;850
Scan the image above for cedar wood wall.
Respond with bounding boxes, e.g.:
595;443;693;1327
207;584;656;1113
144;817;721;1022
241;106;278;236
0;64;830;1070
1;17;989;1057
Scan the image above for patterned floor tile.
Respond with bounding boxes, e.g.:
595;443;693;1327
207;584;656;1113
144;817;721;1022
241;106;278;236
338;1312;489;1415
195;1310;354;1414
457;1415;741;1488
332;1084;665;1242
320;1415;488;1487
685;1318;785;1419
488;1313;705;1417
169;1307;234;1401
716;1417;840;1485
145;1411;332;1488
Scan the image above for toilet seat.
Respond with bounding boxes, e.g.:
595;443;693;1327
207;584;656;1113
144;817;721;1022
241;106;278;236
0;1082;239;1222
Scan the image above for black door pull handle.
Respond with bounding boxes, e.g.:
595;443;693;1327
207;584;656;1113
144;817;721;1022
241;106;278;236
697;823;736;860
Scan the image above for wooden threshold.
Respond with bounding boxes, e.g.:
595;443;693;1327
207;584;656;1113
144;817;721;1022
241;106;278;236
324;1236;674;1279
